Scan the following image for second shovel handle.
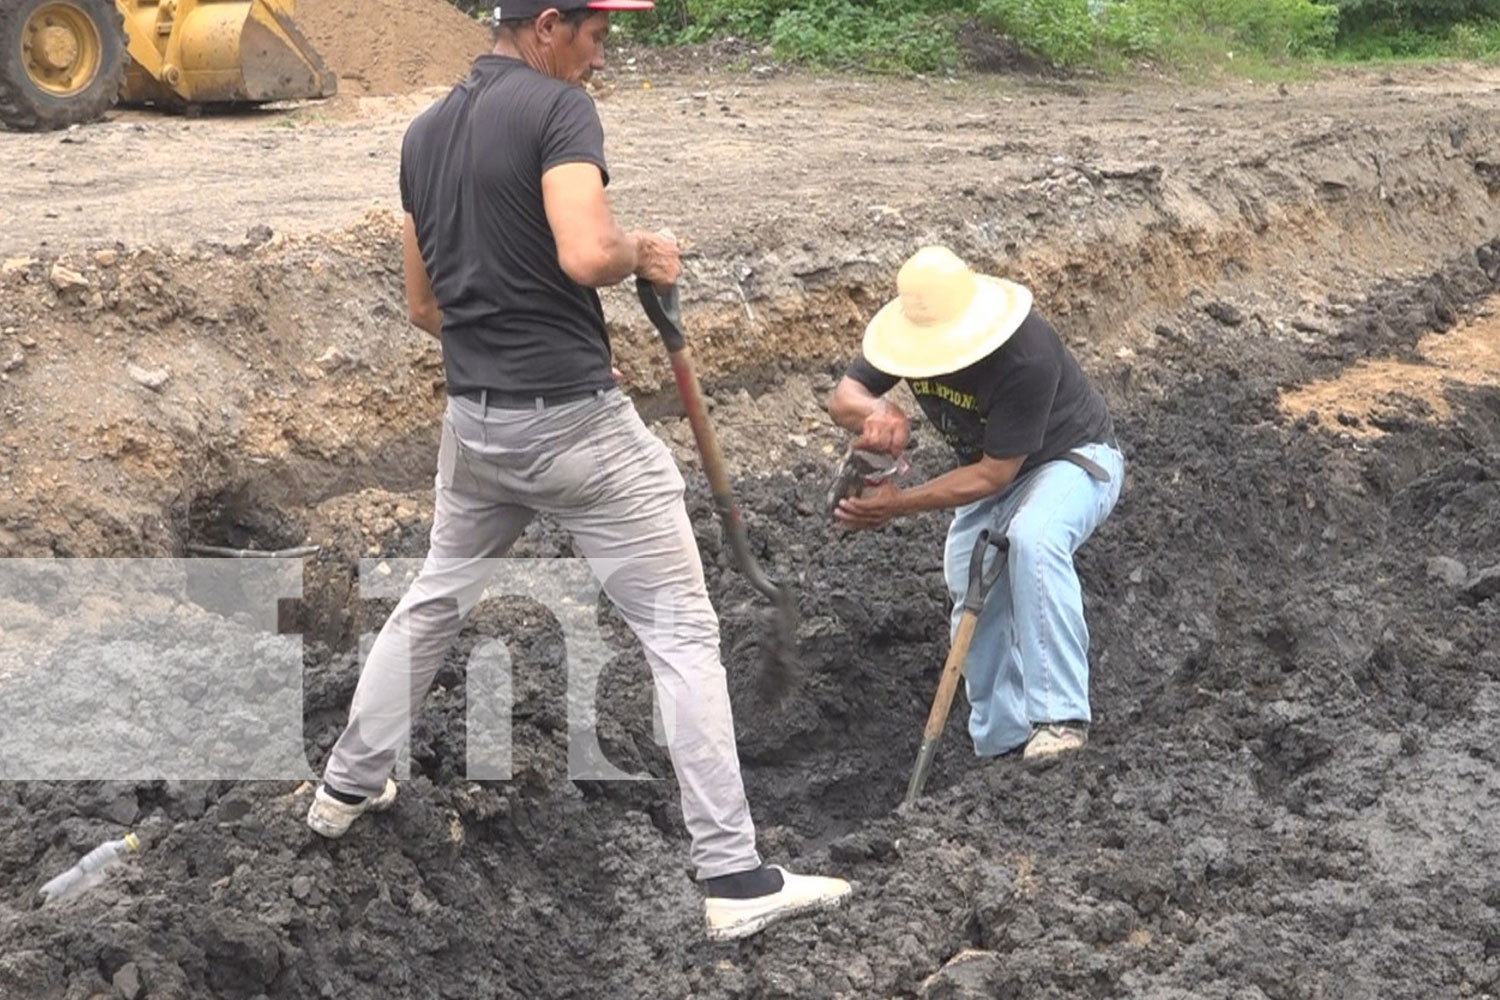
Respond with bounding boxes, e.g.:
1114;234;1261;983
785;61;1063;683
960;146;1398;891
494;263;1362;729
963;530;1010;615
922;612;980;744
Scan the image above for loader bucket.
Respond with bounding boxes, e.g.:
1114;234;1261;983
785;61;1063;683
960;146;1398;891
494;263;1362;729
119;0;336;106
228;0;335;101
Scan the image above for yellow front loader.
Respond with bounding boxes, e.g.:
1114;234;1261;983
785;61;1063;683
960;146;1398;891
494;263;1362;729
1;0;335;130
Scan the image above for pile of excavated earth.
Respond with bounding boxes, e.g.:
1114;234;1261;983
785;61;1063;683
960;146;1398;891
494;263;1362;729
297;0;490;98
1;26;1499;1000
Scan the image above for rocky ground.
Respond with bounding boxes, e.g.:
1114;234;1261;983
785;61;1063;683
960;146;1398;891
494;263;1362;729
1;55;1500;1000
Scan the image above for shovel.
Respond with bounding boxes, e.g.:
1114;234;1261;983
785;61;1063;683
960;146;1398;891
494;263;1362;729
904;527;1009;806
636;279;799;703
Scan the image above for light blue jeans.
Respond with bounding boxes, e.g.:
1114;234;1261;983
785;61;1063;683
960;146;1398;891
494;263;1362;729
942;441;1125;757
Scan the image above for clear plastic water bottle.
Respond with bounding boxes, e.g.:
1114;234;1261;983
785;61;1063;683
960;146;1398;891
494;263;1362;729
39;833;141;904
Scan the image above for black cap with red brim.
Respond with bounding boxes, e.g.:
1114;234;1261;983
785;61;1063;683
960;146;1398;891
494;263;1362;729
493;0;654;16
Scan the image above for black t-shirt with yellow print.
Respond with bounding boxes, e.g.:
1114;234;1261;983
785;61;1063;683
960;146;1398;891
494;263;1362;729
845;310;1114;476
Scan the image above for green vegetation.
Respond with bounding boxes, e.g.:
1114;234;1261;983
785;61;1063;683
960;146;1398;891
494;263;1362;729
628;0;964;71
1334;16;1500;60
612;0;1500;75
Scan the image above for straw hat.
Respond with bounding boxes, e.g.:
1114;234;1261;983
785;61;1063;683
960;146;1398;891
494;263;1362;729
861;246;1033;378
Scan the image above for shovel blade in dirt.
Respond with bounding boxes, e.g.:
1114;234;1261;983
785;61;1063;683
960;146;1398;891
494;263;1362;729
635;278;800;702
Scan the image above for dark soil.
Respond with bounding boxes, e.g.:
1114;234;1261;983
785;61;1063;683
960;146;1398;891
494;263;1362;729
956;22;1071;79
3;236;1500;999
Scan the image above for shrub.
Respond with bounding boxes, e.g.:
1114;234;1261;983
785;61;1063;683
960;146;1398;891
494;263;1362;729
975;0;1098;66
1139;0;1339;57
1097;3;1168;57
975;0;1338;65
1448;17;1500;55
769;2;962;72
1335;0;1500;33
599;0;1498;71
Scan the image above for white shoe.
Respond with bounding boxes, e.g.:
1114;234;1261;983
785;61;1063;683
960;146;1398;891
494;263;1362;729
1022;722;1088;764
704;866;853;941
306;778;398;839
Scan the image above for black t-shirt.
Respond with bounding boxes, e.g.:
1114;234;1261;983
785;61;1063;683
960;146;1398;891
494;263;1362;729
846;311;1114;475
399;55;615;398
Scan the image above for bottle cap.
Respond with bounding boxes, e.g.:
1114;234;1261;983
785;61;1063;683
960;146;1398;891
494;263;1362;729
123;833;140;852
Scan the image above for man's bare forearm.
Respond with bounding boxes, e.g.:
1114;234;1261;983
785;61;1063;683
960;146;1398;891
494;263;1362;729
895;462;1018;513
830;378;885;432
571;227;638;288
411;307;442;340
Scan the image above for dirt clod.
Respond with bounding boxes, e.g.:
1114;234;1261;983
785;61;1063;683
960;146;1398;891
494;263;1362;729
1466;565;1500;603
126;363;169;391
112;962;143;1000
1204;300;1245;326
1428;555;1469;587
49;263;88;293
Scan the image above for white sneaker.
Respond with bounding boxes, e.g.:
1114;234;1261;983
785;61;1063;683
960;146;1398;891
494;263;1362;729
1022;723;1088;764
306;778;398;839
704;866;853;941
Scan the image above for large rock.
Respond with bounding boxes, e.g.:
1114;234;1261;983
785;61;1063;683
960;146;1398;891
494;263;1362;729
112;961;145;1000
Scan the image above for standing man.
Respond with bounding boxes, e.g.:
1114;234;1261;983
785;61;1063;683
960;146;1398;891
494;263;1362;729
829;246;1124;763
307;0;850;942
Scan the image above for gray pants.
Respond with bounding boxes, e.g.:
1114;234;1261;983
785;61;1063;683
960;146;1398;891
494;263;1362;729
323;389;761;879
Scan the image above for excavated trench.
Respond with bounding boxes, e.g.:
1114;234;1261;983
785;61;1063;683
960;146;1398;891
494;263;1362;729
2;234;1500;1000
4;93;1500;994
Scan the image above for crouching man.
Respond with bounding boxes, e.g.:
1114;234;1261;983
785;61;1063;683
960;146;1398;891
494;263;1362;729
828;246;1124;763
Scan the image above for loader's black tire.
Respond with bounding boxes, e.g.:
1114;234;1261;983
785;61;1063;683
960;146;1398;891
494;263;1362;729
0;0;126;131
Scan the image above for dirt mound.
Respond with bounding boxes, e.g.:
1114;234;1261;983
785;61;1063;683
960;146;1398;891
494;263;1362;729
296;0;489;97
956;21;1069;78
